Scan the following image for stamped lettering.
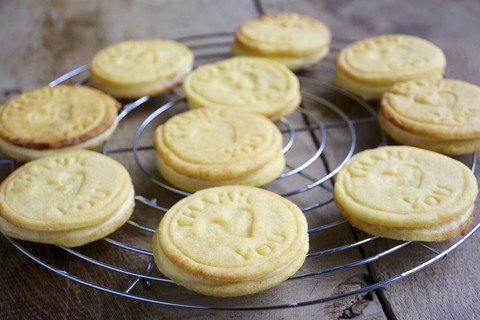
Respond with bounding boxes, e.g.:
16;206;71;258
166;186;304;270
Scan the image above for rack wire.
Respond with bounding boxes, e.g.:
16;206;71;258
3;32;479;311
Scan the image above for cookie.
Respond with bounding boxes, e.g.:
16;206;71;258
379;78;480;155
0;150;135;247
183;57;301;120
89;39;194;98
335;34;446;100
232;12;331;70
0;85;120;161
152;185;309;297
334;146;478;241
153;108;285;192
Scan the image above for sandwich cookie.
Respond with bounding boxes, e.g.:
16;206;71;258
0;85;120;161
152;185;309;297
335;34;446;100
90;39;194;98
334;146;477;241
232;12;331;70
380;78;480;155
153;108;285;192
0;150;135;247
183;57;301;120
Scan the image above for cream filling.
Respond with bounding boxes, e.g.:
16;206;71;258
334;68;443;100
379;112;480;155
231;41;329;71
152;234;308;296
0;119;118;161
428;205;474;234
156;153;286;192
343;203;475;241
0;186;135;247
89;65;192;99
334;68;394;100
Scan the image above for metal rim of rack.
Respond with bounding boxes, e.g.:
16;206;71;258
3;32;479;311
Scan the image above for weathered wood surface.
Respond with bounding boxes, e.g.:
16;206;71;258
1;1;479;319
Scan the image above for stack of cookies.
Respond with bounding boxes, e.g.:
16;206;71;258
183;56;301;120
0;150;135;247
0;85;120;161
152;185;309;297
153;108;285;192
334;146;477;241
333;33;480;156
379;78;480;155
231;12;331;70
148;16;316;296
334;34;446;100
90;39;194;99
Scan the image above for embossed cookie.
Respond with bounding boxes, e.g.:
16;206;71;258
334;146;478;241
232;12;331;70
0;85;120;161
0;150;135;247
153;108;285;192
335;34;446;100
183;57;301;120
380;78;480;155
90;39;194;98
152;185;309;297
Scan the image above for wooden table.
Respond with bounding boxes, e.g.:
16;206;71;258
1;1;479;319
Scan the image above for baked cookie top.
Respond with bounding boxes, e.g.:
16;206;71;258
183;57;300;119
381;78;480;140
154;108;283;181
0;85;119;149
90;39;193;87
0;150;133;231
334;146;478;228
336;35;446;84
155;185;308;281
235;12;331;57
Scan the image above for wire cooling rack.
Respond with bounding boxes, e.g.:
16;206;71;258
3;33;479;310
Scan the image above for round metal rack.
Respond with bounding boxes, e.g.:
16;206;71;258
3;33;479;311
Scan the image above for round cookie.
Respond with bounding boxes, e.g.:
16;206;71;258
334;146;478;241
232;12;331;70
89;39;194;99
183;57;301;120
0;85;120;161
335;34;446;100
153;108;285;192
0;150;135;247
380;78;480;155
152;185;309;297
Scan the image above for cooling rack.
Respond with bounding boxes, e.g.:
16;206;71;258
3;32;479;311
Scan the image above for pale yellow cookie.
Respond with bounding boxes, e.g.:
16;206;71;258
152;185;309;297
339;203;476;242
380;78;480;155
153;108;285;192
334;146;478;241
90;39;194;98
0;85;120;161
379;113;480;155
0;150;135;247
232;12;331;70
183;57;301;120
335;35;446;100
